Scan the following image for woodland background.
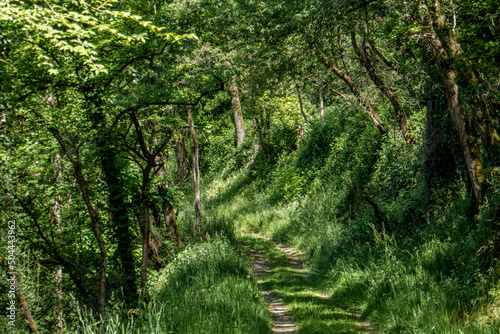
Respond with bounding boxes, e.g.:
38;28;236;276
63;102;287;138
1;0;500;333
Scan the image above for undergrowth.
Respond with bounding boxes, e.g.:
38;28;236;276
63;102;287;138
75;238;271;334
202;109;500;333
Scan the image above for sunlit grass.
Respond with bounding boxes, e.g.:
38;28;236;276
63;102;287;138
75;238;272;334
239;232;373;334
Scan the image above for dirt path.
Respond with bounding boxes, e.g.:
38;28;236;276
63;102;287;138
243;245;299;333
243;233;378;334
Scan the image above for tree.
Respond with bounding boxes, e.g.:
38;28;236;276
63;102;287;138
417;0;500;207
0;0;192;325
229;76;246;146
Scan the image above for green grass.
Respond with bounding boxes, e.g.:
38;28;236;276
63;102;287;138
325;240;500;334
75;238;272;334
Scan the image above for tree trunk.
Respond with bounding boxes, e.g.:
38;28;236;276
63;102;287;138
154;153;182;246
254;113;272;162
53;265;63;333
420;1;486;205
53;152;64;333
296;85;314;125
164;200;182;245
136;157;153;297
139;182;151;297
188;109;202;236
48;127;108;324
98;132;138;306
85;95;137;308
252;115;260;154
253;115;264;152
174;130;190;185
229;76;246;147
296;123;304;148
128;110;160;297
54;153;63;227
423;73;457;194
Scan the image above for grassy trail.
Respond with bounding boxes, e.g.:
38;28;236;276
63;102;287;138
243;245;299;333
239;232;378;334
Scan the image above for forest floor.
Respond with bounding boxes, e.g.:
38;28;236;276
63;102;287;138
240;231;378;334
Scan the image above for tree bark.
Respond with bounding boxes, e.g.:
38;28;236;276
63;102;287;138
296;123;304;148
84;93;139;307
155;152;182;246
53;265;63;333
188;109;202;236
419;1;486;205
164;200;182;245
254;113;271;162
53;152;64;333
296;86;314;125
48;127;107;324
229;76;246;147
174;130;190;185
139;172;152;297
129;109;157;297
139;204;151;296
253;115;264;152
97;131;138;306
252;115;260;154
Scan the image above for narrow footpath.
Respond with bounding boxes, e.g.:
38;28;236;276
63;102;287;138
244;245;299;333
241;232;378;334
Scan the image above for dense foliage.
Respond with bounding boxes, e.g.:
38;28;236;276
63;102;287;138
1;0;499;333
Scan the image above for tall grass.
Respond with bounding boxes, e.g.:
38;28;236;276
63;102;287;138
328;237;500;333
75;239;271;334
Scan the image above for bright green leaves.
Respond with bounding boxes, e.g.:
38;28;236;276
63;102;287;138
0;0;190;77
